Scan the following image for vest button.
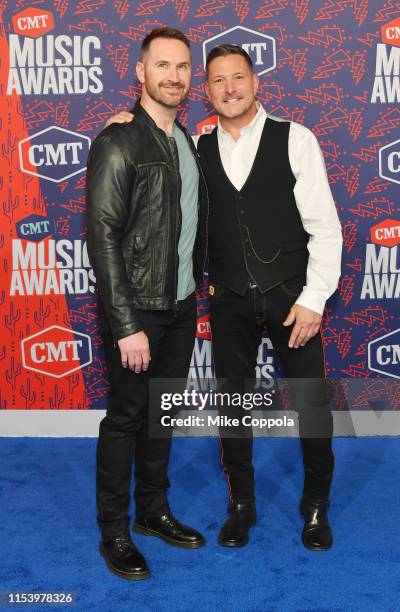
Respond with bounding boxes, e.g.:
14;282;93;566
240;210;244;214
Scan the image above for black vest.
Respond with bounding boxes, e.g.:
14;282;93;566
197;118;309;294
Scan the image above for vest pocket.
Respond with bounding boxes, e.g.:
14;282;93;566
244;225;281;263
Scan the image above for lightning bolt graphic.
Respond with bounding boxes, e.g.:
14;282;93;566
346;258;362;272
340;362;369;378
231;0;250;23
172;0;190;21
348;198;393;219
357;32;379;47
299;26;343;48
256;0;288;19
135;0;167;16
367;109;400;139
315;0;353;21
75;101;117;132
313;49;352;80
297;85;342;105
345;166;360;198
121;21;163;41
195;0;228;18
344;306;386;327
115;0;130;20
339;275;354;306
352;143;381;162
294;0;309;24
292;50;307;83
374;1;400;23
343;221;358;253
74;0;106;14
364;178;390;195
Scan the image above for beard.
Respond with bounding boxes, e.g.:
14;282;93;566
145;78;189;109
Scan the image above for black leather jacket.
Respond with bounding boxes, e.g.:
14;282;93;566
86;101;208;341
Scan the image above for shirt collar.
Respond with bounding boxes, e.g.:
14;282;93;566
217;102;267;139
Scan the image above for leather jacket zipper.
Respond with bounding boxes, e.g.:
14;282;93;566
152;127;182;310
166;134;182;310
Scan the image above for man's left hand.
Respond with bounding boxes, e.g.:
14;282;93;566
105;111;133;128
282;304;322;348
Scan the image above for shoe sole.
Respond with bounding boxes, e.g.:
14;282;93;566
217;518;255;548
133;524;205;549
301;534;333;552
217;536;249;548
99;543;150;580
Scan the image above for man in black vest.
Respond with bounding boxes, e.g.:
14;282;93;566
198;45;342;551
105;45;342;552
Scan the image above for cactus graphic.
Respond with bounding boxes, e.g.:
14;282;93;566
20;378;36;409
33;298;51;328
49;384;66;410
3;189;19;224
68;372;80;395
5;356;22;390
5;302;21;336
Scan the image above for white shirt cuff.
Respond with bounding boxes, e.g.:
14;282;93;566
295;287;327;316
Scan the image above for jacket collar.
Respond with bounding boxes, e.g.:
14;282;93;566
131;98;187;136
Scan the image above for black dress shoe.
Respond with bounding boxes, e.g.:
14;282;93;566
300;498;332;551
218;502;257;548
100;534;150;580
133;512;205;548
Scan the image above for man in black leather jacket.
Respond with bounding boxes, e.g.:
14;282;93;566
87;27;208;580
105;45;343;556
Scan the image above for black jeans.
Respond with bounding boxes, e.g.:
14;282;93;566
209;277;334;505
96;292;196;539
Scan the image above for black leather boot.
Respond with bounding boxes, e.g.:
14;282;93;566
218;501;256;548
300;498;332;551
100;533;150;580
133;511;205;548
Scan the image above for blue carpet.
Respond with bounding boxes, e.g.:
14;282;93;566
1;437;399;612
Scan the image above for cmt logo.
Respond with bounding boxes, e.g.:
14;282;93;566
18;126;91;183
196;115;218;135
368;328;400;379
370;219;400;247
21;325;92;378
12;8;54;38
381;17;400;48
196;314;212;341
379;138;400;185
202;26;276;76
16;214;51;242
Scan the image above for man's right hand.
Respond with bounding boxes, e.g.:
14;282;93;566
118;331;151;373
105;111;134;128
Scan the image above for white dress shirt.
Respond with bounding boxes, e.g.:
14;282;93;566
193;104;343;315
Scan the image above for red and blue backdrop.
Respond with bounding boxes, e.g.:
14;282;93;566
1;0;400;412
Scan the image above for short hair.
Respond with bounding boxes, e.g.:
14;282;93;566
205;44;253;74
141;27;190;58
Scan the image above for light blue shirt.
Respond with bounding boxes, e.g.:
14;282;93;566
172;124;199;300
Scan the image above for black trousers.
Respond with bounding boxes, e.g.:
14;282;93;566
96;293;196;539
209;277;334;504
